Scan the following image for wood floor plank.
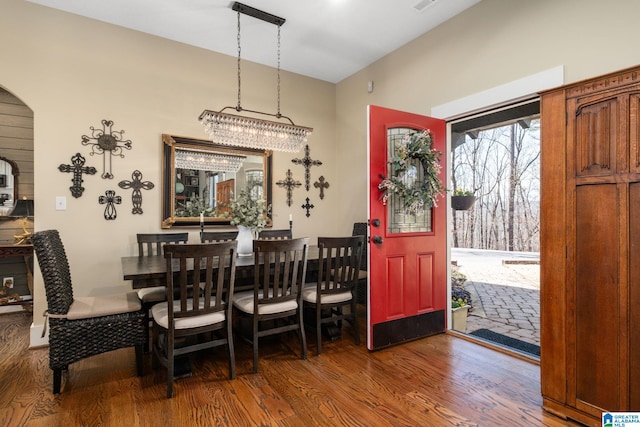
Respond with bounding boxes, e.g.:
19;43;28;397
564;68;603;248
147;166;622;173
0;310;582;427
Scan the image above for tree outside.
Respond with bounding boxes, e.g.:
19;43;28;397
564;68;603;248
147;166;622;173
452;119;540;252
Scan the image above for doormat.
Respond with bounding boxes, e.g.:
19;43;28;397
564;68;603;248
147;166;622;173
469;328;540;357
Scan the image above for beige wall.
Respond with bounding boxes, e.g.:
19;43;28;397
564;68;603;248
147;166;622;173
1;0;336;338
4;0;640;344
335;0;640;224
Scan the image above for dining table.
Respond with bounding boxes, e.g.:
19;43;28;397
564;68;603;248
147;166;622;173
121;245;321;291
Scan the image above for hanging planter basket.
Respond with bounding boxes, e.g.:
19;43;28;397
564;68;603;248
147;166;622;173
451;195;476;211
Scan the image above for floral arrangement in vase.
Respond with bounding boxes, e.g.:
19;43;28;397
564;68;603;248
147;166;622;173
224;188;271;232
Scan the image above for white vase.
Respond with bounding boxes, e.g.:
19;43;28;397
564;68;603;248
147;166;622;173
236;225;255;257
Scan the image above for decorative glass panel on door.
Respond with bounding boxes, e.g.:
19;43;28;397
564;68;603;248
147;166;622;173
386;127;432;234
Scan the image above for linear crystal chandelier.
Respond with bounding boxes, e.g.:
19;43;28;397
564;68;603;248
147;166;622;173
175;149;245;173
199;2;312;153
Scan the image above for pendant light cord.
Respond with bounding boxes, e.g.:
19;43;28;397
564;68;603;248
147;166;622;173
236;8;283;118
236;9;242;112
276;24;281;118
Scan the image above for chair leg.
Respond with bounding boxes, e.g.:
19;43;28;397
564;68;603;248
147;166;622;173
135;344;144;376
151;325;160;370
141;302;151;353
299;308;307;360
252;326;259;374
167;339;174;398
351;301;360;345
316;306;322;356
52;368;62;394
227;320;236;379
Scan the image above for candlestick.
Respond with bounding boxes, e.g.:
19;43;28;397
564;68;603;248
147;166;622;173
200;212;204;241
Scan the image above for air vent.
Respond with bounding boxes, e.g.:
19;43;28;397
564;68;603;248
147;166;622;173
413;0;437;12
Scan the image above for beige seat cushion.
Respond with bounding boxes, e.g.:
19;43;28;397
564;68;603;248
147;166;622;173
302;282;352;304
137;286;166;303
66;291;142;320
233;290;297;315
150;299;225;330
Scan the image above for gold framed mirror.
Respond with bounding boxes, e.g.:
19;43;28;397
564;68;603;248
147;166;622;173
161;134;272;229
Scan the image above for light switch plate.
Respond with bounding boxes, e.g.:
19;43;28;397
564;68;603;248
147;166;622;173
55;196;66;211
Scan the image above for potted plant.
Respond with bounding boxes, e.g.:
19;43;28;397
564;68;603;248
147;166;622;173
451;268;472;332
451;189;476;211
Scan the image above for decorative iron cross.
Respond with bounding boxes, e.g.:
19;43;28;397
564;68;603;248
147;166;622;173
301;197;314;218
313;176;329;200
58;152;97;198
276;169;301;207
81;119;132;179
118;170;154;214
98;190;121;220
291;144;322;191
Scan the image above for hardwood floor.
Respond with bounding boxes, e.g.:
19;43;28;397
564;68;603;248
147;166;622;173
0;309;581;427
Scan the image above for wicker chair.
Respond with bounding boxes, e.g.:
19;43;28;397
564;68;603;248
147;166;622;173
33;230;146;394
303;236;363;354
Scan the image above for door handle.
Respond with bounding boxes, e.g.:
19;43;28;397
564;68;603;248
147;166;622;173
372;235;383;244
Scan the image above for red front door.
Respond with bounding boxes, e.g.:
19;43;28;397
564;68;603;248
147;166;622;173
367;105;447;350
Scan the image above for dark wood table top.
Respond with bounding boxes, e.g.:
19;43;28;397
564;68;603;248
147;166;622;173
122;245;320;289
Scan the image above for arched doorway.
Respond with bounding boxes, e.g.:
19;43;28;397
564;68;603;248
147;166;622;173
0;86;34;315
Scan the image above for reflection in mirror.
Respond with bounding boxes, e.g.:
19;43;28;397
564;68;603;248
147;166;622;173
0;157;18;217
162;134;272;228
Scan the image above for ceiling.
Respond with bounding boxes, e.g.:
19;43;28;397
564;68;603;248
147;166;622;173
25;0;481;83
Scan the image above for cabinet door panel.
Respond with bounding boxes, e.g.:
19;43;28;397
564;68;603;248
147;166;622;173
629;182;640;408
575;184;620;411
630;93;640;174
574;98;618;177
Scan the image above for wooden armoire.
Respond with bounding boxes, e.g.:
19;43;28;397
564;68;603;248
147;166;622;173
541;65;640;426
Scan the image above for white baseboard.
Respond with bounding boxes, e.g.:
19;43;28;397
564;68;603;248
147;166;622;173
30;322;49;348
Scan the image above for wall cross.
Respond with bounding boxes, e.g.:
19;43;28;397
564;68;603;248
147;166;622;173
81;119;132;179
118;170;154;214
301;197;315;218
313;176;329;200
58;152;97;198
98;189;121;220
291;144;322;191
276;168;301;207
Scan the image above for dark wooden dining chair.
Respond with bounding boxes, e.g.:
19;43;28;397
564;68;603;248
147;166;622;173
233;237;309;373
151;241;238;398
257;229;292;240
135;233;189;351
200;230;239;243
352;222;368;305
303;235;363;355
33;230;146;394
